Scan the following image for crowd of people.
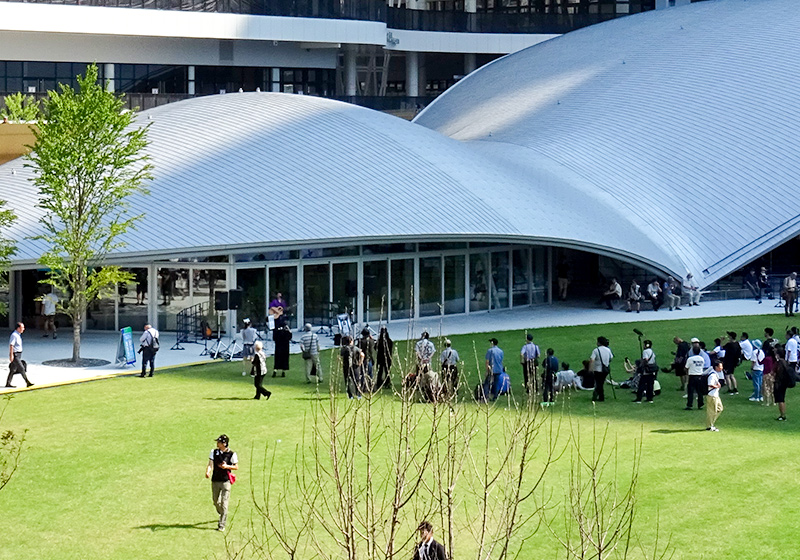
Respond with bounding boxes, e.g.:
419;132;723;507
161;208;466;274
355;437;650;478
602;273;702;312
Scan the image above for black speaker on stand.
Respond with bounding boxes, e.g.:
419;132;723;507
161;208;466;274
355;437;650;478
228;289;243;310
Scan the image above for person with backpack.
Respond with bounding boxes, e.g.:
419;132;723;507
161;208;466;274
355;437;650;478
139;323;159;378
749;339;765;402
205;434;238;532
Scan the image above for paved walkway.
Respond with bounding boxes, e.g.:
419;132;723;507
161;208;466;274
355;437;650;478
0;297;780;394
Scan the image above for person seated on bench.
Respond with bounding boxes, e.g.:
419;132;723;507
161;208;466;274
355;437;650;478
601;278;622;310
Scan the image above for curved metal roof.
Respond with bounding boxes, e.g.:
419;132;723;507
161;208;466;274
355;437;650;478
0;91;675;270
415;0;800;287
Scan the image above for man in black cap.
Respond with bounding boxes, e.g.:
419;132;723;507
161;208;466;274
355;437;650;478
520;333;540;394
205;434;238;531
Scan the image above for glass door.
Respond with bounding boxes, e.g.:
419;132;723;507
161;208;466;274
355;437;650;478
268;265;298;328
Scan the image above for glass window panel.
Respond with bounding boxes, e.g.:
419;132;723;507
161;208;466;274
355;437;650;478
490;251;510;309
419;242;467;252
157;268;191;331
390;259;414;321
6;78;22;92
303;264;330;326
532;247;547;304
469;254;489;312
513;249;530;307
444;255;465;315
300;246;359;258
419;257;442;317
193;269;227;333
55;63;72;79
237;267;266;326
117;267;149;331
332;262;357;319
363;260;388;323
6;62;22;77
362;243;416;255
86;289;116;331
24;62;55;77
269;266;298;328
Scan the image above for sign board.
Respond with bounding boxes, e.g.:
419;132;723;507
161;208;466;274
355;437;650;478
116;326;137;366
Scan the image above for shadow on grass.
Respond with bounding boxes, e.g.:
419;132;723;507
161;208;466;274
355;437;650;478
204;397;256;401
650;428;709;434
136;520;217;532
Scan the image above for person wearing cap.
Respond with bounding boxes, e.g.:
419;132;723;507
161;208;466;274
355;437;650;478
300;323;323;384
690;337;711;369
783;272;798;316
205;434;238;531
440;339;460;396
520;333;540;394
722;331;741;394
706;362;724;432
241;318;258;377
749;339;765;402
684;344;706;410
683;273;701;306
138;323;159;378
485;338;505;399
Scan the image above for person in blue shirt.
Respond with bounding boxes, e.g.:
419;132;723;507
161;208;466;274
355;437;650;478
485;338;505;399
542;348;559;405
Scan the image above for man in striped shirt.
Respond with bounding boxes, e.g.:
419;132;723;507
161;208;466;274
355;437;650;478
300;323;323;383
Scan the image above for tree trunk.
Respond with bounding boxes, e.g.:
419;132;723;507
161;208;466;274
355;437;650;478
72;312;81;362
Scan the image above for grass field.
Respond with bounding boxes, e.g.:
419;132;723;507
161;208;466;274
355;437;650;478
1;313;799;560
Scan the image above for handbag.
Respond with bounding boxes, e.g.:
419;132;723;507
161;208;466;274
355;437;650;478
227;471;236;484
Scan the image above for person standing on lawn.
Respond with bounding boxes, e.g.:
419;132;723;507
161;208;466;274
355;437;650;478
722;331;741;394
706;362;724;432
251;340;271;400
589;336;613;402
205;434;238;532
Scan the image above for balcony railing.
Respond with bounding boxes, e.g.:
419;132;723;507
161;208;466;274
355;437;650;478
0;0;386;22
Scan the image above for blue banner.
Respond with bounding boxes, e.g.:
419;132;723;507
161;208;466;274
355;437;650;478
121;327;136;366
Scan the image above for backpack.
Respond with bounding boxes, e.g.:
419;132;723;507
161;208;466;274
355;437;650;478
148;331;160;353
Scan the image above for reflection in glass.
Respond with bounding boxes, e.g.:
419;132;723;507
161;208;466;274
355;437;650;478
332;262;357;318
444;255;465;314
490;252;509;309
391;259;414;320
157;267;190;331
470;254;489;312
237;268;266;324
117;267;148;331
303;264;330;326
269;266;298;328
419;257;442;317
532;247;547;304
363;260;388;323
513;249;530;307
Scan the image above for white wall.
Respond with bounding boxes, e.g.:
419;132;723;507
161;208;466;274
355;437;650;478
386;29;558;54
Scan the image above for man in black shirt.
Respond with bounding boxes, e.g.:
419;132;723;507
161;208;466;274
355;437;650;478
205;434;238;531
722;331;741;394
412;520;447;560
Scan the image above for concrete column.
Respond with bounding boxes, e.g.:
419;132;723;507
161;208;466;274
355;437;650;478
103;63;115;92
405;51;419;97
464;53;477;75
187;65;195;95
344;47;358;96
418;53;426;97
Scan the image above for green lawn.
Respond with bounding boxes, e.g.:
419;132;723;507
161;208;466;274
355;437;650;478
1;313;798;560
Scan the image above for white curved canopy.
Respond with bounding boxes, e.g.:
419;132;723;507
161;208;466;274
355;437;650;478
416;0;800;287
0;92;674;270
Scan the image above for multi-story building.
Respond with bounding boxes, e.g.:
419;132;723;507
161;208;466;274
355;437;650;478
0;0;682;112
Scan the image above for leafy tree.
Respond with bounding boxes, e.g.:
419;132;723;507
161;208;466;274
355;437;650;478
0;397;25;492
1;92;40;123
26;64;152;362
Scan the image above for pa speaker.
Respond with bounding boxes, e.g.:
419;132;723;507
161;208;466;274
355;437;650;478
228;289;243;310
214;291;228;311
345;279;358;298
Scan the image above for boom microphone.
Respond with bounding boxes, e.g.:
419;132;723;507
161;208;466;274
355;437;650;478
633;328;644;337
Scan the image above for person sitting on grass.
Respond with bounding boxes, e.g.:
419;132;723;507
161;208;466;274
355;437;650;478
554;362;591;392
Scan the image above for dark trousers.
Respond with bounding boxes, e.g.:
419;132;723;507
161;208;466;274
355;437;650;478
6;352;31;387
786;291;796;315
375;361;390;388
636;375;655;402
346;366;364;398
602;294;619;309
687;375;705;408
746;283;761;301
253;374;271;399
442;364;458;394
648;294;661;311
141;348;155;377
593;371;608;401
542;373;555;402
523;362;537;393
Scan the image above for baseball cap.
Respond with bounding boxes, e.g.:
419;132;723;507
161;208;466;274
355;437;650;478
444;338;451;345
489;337;499;345
526;334;533;341
690;337;700;343
243;318;251;324
216;434;229;445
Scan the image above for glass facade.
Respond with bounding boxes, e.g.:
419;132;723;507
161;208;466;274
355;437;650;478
444;255;465;314
332;262;358;319
512;249;530;307
303;264;330;326
490;251;510;309
157;268;190;331
363;260;388;323
470;253;489;312
419;256;442;317
269;266;298;328
237;267;266;323
390;259;414;321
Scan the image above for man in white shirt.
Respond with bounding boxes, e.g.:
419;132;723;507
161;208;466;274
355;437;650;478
6;322;32;388
646;279;662;311
41;290;59;339
684;343;706;410
749;339;765;402
439;339;459;395
785;330;798;367
783;272;797;317
240;318;258;377
589;336;613;402
683;273;701;306
739;333;753;362
415;331;435;373
706;362;724;431
139;324;160;378
602;278;622;310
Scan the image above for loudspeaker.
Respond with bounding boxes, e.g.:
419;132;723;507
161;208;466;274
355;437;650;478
345;279;358;298
363;275;377;296
214;291;228;311
228;289;243;310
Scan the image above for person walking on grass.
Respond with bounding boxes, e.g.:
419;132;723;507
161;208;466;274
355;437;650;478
240;318;258;377
6;323;32;388
205;434;238;532
300;323;323;384
706;362;724;432
250;340;271;400
589;336;613;402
